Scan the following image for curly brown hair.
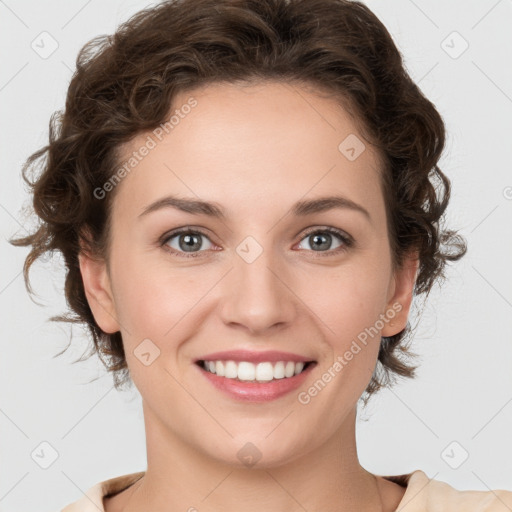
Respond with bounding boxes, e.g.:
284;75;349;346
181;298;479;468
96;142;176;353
11;0;466;401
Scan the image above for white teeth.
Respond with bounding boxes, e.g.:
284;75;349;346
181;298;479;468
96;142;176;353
285;361;295;378
255;362;274;382
201;360;311;381
225;360;238;378
215;361;225;377
238;361;256;381
273;361;285;379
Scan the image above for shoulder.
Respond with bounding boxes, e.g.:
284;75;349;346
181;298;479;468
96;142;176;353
382;469;512;511
59;471;145;512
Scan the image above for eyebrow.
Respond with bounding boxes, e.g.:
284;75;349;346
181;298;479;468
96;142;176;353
138;194;371;221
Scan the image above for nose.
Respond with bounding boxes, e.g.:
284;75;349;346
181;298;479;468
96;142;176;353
219;244;297;335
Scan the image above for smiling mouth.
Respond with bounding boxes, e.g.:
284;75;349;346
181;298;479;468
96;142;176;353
196;359;316;382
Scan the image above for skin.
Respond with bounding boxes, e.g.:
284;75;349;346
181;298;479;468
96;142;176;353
80;80;419;512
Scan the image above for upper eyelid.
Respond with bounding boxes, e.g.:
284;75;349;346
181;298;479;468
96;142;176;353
161;227;215;244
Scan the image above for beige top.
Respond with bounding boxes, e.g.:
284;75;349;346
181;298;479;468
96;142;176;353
60;469;512;511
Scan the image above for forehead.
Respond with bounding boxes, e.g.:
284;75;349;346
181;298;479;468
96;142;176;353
112;81;385;221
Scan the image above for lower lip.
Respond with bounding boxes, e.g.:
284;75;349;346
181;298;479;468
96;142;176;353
196;363;316;402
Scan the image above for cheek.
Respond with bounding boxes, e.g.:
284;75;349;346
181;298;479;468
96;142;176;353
110;251;215;343
306;261;391;339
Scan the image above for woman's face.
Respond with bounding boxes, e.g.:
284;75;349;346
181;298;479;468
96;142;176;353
82;81;417;468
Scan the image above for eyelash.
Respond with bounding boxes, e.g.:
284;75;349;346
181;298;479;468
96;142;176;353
160;226;354;259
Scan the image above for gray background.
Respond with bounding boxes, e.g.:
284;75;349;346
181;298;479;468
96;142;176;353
1;0;511;510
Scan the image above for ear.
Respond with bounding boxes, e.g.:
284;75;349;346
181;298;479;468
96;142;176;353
381;252;419;337
78;234;120;334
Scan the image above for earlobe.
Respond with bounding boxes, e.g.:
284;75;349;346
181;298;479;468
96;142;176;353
78;250;120;334
381;252;419;337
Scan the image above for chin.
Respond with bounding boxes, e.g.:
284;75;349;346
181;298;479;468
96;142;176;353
204;433;311;470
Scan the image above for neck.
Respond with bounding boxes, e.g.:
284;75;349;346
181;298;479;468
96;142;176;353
119;403;388;512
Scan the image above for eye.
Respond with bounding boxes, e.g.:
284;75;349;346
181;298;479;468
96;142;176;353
296;227;353;255
161;228;214;258
160;226;353;259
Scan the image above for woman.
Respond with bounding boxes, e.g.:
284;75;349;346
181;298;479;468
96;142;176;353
11;0;512;510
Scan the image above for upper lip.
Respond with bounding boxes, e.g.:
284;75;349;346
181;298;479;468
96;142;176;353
195;350;315;364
